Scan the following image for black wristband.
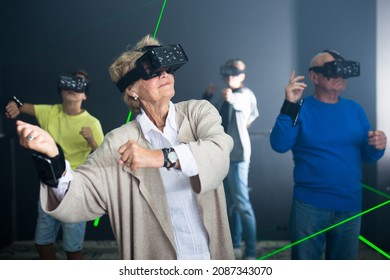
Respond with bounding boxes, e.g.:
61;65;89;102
31;145;66;188
280;99;304;125
162;148;168;168
10;96;24;108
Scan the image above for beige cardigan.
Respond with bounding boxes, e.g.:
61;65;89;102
40;99;234;260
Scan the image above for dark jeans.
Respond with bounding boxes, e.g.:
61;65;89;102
290;200;361;260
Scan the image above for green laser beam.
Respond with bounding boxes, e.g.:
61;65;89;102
153;0;167;38
93;217;100;227
124;0;167;125
359;235;390;259
258;184;390;259
362;183;390;200
96;0;167;228
126;111;133;123
3;0;161;62
258;199;390;260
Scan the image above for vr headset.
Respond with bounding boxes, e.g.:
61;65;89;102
57;74;88;93
220;65;244;77
116;44;188;92
309;50;360;79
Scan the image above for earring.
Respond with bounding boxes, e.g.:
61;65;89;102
129;90;138;100
126;88;138;101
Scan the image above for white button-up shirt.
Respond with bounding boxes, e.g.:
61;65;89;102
137;102;210;260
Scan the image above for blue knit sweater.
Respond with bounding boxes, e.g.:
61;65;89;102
270;95;384;212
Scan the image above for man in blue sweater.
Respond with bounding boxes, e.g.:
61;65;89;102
270;50;387;259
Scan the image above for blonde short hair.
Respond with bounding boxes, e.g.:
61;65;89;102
109;34;161;112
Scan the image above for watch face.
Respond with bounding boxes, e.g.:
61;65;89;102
168;151;178;163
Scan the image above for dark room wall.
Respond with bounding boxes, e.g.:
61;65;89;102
1;0;386;250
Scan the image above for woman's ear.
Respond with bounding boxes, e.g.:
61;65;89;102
125;87;139;100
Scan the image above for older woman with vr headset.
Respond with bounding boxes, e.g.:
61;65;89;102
15;34;234;260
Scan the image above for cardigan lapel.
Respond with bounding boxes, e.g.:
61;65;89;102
176;105;196;143
122;127;177;252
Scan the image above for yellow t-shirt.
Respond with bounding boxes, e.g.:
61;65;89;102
34;104;104;169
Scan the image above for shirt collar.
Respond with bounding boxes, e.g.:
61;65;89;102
136;101;177;143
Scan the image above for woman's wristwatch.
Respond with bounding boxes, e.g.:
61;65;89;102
162;148;178;170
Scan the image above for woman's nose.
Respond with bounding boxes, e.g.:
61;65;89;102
159;70;168;78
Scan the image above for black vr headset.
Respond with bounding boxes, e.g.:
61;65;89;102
308;50;360;79
115;44;188;92
220;65;244;77
57;74;88;94
220;59;245;77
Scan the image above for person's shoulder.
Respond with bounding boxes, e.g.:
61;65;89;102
340;97;367;115
176;99;211;107
82;110;101;123
176;99;215;112
302;95;313;102
235;86;252;94
105;122;140;143
242;87;254;93
241;87;257;99
35;103;60;114
35;103;58;109
340;96;364;108
52;104;64;113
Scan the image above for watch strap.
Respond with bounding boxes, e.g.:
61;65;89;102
162;148;169;168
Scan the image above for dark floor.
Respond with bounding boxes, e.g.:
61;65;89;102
0;240;120;260
0;240;388;260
